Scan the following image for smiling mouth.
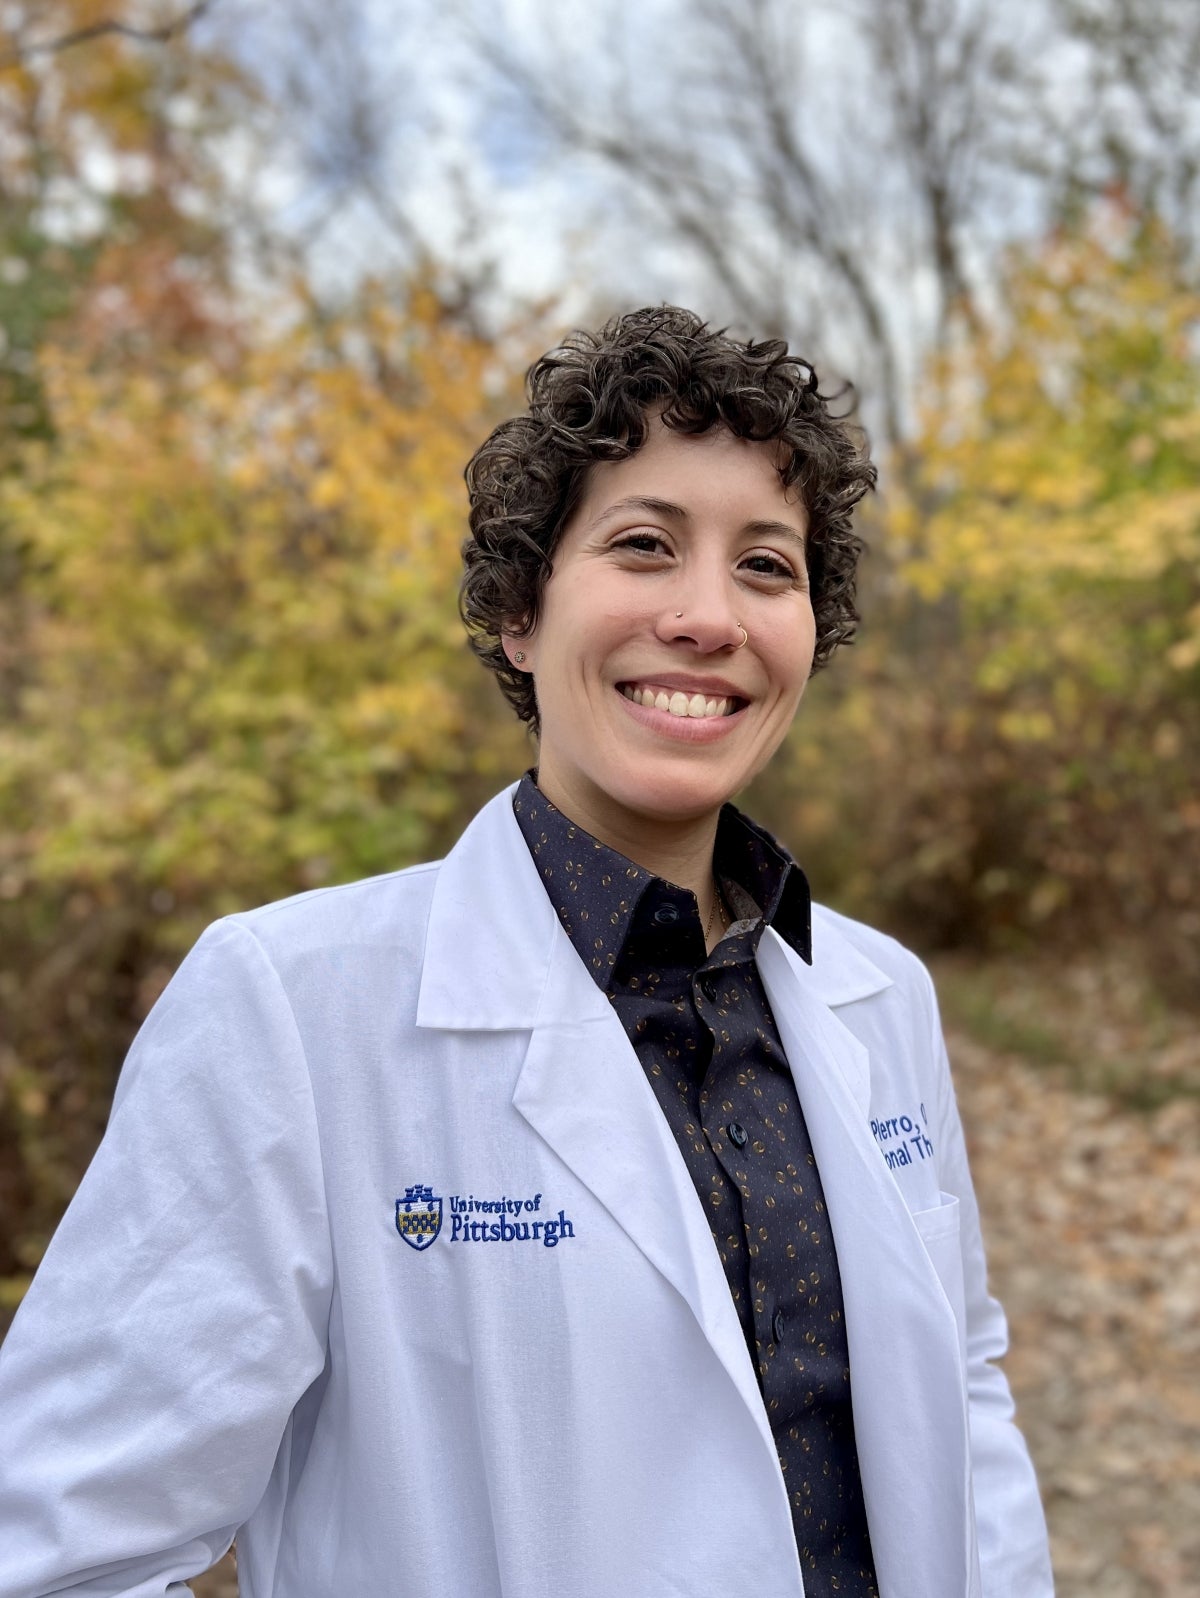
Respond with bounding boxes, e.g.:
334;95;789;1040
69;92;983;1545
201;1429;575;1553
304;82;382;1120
618;682;745;719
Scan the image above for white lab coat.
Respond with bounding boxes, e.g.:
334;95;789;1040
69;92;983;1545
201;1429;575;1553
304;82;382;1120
0;786;1054;1598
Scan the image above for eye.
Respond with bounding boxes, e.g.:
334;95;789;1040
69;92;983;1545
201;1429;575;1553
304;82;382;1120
740;549;801;582
611;530;670;557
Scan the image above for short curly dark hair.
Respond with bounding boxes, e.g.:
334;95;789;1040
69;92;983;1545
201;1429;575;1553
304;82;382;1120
461;305;876;728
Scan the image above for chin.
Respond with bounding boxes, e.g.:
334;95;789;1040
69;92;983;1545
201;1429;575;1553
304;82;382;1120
602;765;740;824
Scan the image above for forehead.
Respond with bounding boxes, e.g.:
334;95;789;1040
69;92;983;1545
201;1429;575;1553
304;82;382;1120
572;420;803;532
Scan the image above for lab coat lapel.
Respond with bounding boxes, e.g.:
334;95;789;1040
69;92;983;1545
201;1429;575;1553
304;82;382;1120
511;933;774;1441
417;789;776;1453
758;929;977;1598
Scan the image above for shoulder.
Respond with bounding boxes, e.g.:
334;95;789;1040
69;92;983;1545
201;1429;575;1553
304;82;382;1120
212;858;445;979
809;906;950;1090
810;901;936;1005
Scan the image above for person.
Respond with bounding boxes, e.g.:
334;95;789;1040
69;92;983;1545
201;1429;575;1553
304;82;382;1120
0;307;1054;1598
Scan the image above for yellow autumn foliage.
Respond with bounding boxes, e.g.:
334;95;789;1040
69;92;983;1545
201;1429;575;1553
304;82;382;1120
901;220;1200;695
0;288;530;1289
764;216;1199;981
4;291;525;908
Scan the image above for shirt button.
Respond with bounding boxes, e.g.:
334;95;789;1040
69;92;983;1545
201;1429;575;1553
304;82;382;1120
653;903;679;926
772;1308;786;1344
727;1121;748;1149
699;974;718;1001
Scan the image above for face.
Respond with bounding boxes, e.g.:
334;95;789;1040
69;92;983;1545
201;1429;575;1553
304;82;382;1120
503;419;816;841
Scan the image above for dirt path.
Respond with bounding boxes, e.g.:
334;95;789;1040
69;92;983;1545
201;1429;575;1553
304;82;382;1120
193;1027;1200;1597
949;1027;1200;1597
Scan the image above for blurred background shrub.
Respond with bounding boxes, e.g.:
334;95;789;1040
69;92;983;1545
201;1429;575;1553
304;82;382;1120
758;220;1200;998
1;0;1197;1309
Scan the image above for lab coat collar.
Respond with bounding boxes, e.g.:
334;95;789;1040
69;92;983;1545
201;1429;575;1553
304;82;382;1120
808;905;895;1007
416;784;894;1030
416;786;607;1031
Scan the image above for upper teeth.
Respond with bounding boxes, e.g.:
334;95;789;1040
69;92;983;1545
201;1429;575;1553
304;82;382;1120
620;684;735;718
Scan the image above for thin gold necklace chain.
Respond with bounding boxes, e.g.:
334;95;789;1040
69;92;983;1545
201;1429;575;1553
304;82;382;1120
705;881;729;944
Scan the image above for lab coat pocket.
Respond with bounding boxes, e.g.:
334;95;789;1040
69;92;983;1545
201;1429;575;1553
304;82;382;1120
910;1192;967;1368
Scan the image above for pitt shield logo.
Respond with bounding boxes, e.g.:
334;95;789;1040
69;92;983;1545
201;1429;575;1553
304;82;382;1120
395;1183;442;1251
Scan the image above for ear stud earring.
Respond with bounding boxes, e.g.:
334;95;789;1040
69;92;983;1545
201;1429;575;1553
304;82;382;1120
514;652;526;663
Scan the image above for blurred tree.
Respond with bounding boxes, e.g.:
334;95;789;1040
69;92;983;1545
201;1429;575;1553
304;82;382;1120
0;0;246;725
762;212;1199;993
1044;0;1200;243
0;6;532;1305
0;0;237;392
443;0;1200;444
0;283;527;1300
463;0;1028;443
0;1;236;1300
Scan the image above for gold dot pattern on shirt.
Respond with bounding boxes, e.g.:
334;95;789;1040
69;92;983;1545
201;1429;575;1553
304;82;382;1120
512;774;878;1598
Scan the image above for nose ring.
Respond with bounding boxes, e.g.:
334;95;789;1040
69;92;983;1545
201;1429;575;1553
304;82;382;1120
672;611;748;647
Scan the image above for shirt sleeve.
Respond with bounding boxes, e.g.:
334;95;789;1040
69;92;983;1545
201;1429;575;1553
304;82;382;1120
919;964;1056;1598
0;918;334;1598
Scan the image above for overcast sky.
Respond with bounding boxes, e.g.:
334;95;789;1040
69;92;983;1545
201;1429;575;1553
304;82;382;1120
198;0;1198;436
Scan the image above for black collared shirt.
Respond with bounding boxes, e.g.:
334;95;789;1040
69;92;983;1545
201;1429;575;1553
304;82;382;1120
512;774;878;1596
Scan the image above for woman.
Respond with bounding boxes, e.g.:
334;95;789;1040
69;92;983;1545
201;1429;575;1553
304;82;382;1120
0;308;1053;1597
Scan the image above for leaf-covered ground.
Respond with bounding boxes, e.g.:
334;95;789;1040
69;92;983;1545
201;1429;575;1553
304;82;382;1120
192;956;1200;1597
942;989;1200;1596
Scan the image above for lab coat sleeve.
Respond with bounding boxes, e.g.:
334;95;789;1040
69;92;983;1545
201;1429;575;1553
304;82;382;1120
919;965;1056;1598
0;918;334;1598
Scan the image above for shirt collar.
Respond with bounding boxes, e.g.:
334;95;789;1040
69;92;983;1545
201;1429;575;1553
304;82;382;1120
511;772;812;992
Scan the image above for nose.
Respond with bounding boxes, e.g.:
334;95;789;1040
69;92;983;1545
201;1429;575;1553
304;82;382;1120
654;564;744;653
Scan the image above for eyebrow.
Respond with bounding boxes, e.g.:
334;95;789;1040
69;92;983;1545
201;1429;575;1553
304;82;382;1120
589;495;807;550
587;495;686;528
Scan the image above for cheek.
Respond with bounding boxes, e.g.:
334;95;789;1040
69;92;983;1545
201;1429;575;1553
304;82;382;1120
548;575;650;661
793;602;818;675
764;624;816;702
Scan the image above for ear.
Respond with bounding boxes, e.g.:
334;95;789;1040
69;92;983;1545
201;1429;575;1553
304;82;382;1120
501;630;533;672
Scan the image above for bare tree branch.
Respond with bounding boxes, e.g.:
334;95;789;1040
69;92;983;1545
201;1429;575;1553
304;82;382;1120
468;0;918;439
702;0;908;437
0;0;218;68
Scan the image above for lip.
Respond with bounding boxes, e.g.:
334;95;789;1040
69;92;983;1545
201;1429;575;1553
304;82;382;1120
614;684;749;743
615;672;749;700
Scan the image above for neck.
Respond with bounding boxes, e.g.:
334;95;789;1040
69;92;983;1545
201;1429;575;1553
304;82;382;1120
534;769;724;923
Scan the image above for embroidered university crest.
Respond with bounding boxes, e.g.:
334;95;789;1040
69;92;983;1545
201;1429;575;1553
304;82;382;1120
395;1184;442;1251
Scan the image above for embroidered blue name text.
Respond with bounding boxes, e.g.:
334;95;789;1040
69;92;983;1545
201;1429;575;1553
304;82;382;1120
870;1104;934;1169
